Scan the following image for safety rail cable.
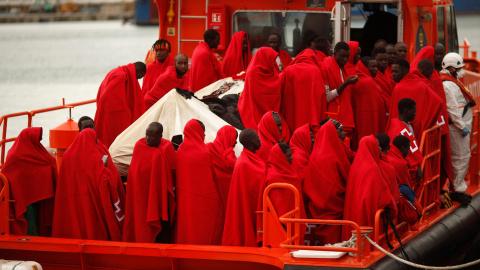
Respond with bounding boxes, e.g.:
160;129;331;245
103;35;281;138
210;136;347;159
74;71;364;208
365;235;480;270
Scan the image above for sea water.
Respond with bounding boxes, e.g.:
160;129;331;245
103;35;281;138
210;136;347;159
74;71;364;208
0;15;479;154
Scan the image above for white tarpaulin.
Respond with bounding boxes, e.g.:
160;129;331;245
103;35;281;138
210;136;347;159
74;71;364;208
109;77;244;176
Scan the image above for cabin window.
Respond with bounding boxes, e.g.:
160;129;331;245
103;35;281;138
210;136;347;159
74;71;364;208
437;6;445;46
232;11;332;57
446;5;459;52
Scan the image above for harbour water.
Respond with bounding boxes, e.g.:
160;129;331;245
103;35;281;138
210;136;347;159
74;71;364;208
0;15;479;153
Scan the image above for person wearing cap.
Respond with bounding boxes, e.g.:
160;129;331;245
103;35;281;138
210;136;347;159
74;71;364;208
440;53;475;205
142;39;175;95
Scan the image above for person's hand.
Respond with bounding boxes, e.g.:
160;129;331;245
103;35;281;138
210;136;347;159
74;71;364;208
345;75;359;85
461;127;469;137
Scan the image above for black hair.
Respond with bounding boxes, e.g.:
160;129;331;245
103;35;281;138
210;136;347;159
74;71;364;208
375;133;390;150
394;59;410;70
393;135;410;149
204;29;220;42
398;98;416;115
152;39;171;51
78;116;93;131
334;41;350;53
361;56;375;67
372;47;387;58
319;118;331;126
314;37;330;52
278;141;291;156
134;62;147;73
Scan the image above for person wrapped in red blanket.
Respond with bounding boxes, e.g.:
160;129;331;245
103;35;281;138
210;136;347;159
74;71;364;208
223;129;265;246
266;33;292;70
175;119;224;245
189;29;225;92
373;47;395;112
221;31;252;78
144;54;189;110
122;122;175;243
342;135;397;241
206;125;238;211
344;41;361;76
95;62;146;148
289;123;315;184
52;129;125;241
303;120;351;245
1;127;57;236
313;37;332;66
256;111;291;162
280;49;327;132
142;39;175;95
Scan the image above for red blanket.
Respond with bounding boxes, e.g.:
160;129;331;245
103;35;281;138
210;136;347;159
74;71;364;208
206;125;238;211
380;154;401;204
222;148;266;246
289;124;313;184
315;50;327;66
321;56;355;135
280;49;327;132
279;48;292;68
387;118;423;168
221;31;252;77
142;56;174;96
144;66;189;110
95;63;146;148
174;119;224;245
238;47;281;130
122;138;175;243
344;41;359;76
52;129;125;241
256;111;291;162
159;138;176;175
387;70;443;141
350;61;387;150
342;135;397;241
303;122;351;245
387;145;412;186
1;127;57;236
189;42;225;92
374;70;395;112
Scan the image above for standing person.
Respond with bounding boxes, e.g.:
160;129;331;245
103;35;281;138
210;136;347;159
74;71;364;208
142;39;174;95
94;62;146;148
122;122;175;243
222;129;266;246
174;119;224;245
313;36;332;66
189;29;226;92
52;129;125;241
342;135;397;241
266;33;292;70
303;120;351;245
238;47;281;130
373;47;395;111
321;41;359;138
206;125;238;210
256;111;291;162
280;49;327;132
350;56;386;151
1;127;57;236
344;41;361;76
144;54;189;110
221;31;252;77
395;42;408;61
441;53;475;205
385;44;397;78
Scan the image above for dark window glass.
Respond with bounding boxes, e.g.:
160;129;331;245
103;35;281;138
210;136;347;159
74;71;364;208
446;5;459;53
437;6;445;46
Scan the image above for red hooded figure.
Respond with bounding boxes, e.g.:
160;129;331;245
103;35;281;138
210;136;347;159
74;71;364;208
52;129;125;241
122;138;175;243
221;31;252;77
303;121;351;245
344;41;359;76
280;49;327;132
289;124;314;184
379;154;401;204
144;65;189;110
342;135;397;241
189;41;225;92
206;125;238;210
350;60;387;150
256;111;291;162
142;55;174;96
1;127;57;236
238;47;281;130
174;119;224;245
95;63;146;148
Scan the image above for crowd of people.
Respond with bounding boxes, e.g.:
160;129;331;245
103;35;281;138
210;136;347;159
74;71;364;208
1;28;475;247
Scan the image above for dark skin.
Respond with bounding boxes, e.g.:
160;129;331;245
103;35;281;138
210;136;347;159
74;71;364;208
334;48;359;94
395;42;408;61
366;59;378;78
242;35;249;53
206;35;220;50
136;69;146;80
391;64;409;83
240;129;262;153
80;119;95;131
433;43;446;72
267;34;281;53
353;47;362;65
331;119;346;141
397;105;423;179
386;45;397;66
145;123;163;148
272;112;283;135
374;53;388;73
174;54;189;78
282;145;293;164
155;48;170;63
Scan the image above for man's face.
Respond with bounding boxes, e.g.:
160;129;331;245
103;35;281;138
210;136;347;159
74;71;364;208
284;146;293;164
175;57;188;76
155;49;170;63
434;45;446;67
145;125;162;148
400;145;409;159
420;65;434;79
386;46;397;65
332;120;346;141
392;64;405;83
80;119;95;131
406;105;417;122
353;47;362;65
267;35;281;52
375;53;388;72
334;49;350;67
136;69;146;79
272;112;283;134
207;35;220;50
253;133;262;150
325;42;333;56
367;60;378;78
395;44;407;60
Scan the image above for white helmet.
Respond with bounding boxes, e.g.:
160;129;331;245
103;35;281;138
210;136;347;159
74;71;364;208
442;52;465;69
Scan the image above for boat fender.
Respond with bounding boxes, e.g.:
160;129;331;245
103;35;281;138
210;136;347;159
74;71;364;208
0;260;42;270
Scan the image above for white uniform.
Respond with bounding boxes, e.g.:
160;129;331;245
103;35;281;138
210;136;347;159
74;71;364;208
442;70;472;193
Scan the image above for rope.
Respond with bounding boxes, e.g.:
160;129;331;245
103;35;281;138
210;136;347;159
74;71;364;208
365;235;480;269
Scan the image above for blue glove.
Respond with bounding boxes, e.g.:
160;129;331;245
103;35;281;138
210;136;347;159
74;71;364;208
461;127;469;137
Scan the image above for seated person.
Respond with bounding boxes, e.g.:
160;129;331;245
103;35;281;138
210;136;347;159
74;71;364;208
256;111;291;162
78;116;95;132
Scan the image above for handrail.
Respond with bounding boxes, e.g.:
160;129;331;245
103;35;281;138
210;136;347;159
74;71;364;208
0;99;96;168
0;173;11;236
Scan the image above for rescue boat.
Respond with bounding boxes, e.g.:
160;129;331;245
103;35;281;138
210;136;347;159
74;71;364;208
1;0;480;269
